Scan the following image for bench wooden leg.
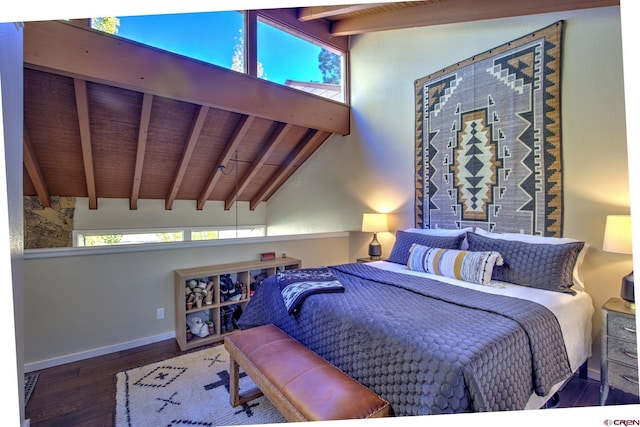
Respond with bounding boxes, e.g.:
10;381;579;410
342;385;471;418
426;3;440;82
229;356;241;407
229;354;264;407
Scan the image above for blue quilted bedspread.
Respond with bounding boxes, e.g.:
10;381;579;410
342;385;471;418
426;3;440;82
238;263;571;415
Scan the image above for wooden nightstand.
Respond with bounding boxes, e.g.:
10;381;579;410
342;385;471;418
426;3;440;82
600;297;639;405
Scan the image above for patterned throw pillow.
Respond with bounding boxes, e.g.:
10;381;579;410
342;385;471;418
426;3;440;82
407;243;504;285
386;231;466;265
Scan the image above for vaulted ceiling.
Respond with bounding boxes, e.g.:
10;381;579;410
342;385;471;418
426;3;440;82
22;0;618;211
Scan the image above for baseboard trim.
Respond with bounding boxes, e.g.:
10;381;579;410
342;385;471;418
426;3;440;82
24;331;176;372
587;366;600;381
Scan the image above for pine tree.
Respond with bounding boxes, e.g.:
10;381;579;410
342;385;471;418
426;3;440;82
318;49;341;84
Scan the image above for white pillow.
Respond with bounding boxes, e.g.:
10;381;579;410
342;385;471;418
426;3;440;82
404;227;474;249
473;228;589;291
404;227;473;236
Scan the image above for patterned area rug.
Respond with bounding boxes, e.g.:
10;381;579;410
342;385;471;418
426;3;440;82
115;344;285;426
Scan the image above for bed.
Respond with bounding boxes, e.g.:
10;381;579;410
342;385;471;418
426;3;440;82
237;228;594;416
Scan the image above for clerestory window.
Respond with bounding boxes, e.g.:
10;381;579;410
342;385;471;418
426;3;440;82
74;225;266;247
91;10;346;102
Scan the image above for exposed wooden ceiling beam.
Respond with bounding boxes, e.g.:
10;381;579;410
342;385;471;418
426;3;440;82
330;0;620;35
73;78;97;210
297;4;387;21
24;20;350;135
259;8;349;51
197;115;256;210
23;129;51;208
225;122;292;210
263;131;332;202
165;105;209;210
130;93;153;210
250;129;331;210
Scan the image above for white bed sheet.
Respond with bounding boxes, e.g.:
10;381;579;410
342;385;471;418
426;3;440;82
366;260;594;409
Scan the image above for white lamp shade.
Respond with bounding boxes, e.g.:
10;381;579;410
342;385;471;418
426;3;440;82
362;213;388;233
602;215;633;255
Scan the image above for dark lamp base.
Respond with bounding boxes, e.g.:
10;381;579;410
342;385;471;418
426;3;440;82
620;271;634;310
368;232;382;260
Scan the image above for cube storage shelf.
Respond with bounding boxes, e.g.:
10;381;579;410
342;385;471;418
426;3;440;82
174;257;301;350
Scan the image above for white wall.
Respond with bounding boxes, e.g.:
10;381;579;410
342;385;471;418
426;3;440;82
74;198;266;230
267;7;631;375
24;233;348;369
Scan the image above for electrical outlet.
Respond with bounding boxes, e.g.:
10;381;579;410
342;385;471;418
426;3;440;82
157;308;165;320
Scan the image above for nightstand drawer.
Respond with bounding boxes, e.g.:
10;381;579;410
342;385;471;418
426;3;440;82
601;298;639;405
608;336;639;366
607;312;637;341
607;360;640;396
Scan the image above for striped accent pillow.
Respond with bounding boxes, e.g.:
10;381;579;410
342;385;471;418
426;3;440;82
407;244;503;285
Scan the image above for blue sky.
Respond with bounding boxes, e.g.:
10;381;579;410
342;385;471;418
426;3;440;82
114;11;324;84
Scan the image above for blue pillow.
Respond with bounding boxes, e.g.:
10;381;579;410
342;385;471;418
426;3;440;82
386;231;465;265
466;232;584;294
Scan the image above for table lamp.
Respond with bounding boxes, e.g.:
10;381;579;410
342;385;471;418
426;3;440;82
602;215;634;309
362;213;388;260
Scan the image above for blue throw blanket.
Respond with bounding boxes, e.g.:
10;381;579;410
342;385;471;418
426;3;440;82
277;267;344;314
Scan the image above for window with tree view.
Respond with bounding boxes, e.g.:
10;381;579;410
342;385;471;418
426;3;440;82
257;18;345;102
91;12;244;71
91;11;346;102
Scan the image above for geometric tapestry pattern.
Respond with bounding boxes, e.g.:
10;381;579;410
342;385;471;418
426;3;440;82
415;21;564;236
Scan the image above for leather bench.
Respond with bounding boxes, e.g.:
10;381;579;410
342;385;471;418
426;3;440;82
224;324;390;422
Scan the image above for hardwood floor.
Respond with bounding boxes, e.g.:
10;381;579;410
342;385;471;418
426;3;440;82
24;338;212;427
25;338;640;426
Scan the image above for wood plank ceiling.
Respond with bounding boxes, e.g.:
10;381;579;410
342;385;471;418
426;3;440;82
22;0;618;211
